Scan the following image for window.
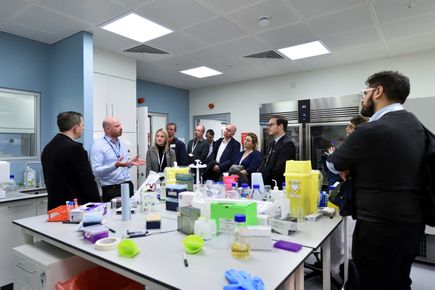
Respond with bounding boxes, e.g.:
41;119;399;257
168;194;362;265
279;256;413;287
0;88;39;159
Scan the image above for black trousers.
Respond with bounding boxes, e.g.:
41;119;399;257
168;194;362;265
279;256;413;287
350;219;425;290
101;180;134;202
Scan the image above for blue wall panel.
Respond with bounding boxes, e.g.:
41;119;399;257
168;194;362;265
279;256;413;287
136;80;189;142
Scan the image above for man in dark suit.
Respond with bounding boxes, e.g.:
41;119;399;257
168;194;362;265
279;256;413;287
204;124;241;181
41;111;101;210
166;122;188;166
187;124;209;165
205;129;215;158
257;116;296;189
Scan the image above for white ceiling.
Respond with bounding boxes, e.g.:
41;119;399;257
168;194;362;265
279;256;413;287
2;0;435;89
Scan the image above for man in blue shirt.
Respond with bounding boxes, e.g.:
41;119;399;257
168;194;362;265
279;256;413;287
90;117;145;202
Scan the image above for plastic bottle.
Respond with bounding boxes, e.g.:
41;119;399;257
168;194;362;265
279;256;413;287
8;175;17;192
252;184;262;200
231;214;250;259
240;183;250;199
263;185;271;201
226;182;239;199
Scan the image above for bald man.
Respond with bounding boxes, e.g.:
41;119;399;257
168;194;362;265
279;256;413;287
204;124;241;181
90;117;144;202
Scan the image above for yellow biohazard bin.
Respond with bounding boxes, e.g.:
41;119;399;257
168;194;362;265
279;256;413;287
284;160;320;219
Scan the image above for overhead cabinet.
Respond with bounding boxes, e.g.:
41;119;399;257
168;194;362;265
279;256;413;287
93;73;136;133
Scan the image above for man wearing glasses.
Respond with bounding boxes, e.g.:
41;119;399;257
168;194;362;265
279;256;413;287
327;71;426;290
257;116;296;189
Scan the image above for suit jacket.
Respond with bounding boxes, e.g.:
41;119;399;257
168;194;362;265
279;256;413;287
233;150;263;174
146;145;176;177
170;138;188;166
258;135;296;189
187;138;209;165
210;138;241;173
41;133;101;210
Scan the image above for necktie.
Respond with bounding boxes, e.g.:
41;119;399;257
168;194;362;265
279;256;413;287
265;140;276;165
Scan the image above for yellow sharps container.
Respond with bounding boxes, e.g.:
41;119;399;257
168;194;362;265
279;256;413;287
284;160;320;219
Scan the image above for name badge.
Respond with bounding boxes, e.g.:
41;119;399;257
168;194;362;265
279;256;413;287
170;144;176;148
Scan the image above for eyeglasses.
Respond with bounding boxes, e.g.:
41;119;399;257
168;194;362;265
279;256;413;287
359;88;375;99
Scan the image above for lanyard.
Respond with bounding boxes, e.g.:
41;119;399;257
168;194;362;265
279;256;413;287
156;152;165;172
104;136;121;158
191;141;198;153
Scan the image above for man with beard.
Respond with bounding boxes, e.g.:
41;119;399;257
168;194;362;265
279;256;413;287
90;117;145;202
327;71;426;290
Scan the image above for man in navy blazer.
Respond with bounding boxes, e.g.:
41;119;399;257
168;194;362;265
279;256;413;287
204;124;241;181
257;116;296;189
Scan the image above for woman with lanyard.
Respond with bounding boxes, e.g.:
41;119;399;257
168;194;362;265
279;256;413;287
146;128;176;177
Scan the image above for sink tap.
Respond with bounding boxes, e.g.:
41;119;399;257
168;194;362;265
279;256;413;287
24;161;43;188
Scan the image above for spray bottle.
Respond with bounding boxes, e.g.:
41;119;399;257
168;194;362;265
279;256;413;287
270;179;290;219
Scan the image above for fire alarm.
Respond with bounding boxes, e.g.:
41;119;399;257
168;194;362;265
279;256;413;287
208;103;215;109
137;97;145;104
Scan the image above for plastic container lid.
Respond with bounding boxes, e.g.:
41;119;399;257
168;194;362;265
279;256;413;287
182;235;205;254
241;183;249;189
253;184;260;189
282;182;286;187
234;214;246;223
10;174;14;179
231;182;237;187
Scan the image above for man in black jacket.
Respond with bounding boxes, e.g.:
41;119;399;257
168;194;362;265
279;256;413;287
187;124;209;165
42;111;101;210
257;116;296;189
328;71;425;290
166;122;188;166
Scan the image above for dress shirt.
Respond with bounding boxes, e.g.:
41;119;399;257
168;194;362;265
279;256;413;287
216;138;230;163
90;135;131;186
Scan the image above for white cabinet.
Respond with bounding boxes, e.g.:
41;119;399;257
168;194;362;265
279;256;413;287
13;241;95;290
93;73;136;133
0;199;36;287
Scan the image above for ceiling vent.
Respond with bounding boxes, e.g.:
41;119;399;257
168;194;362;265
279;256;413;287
123;44;169;54
244;50;284;60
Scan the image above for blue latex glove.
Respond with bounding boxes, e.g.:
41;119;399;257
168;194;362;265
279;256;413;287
223;269;264;290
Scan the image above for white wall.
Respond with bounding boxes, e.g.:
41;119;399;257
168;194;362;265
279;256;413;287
190;49;435;143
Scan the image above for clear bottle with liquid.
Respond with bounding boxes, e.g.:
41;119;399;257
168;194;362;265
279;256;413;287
7;175;17;192
252;184;262;200
231;214;250;259
240;183;250;199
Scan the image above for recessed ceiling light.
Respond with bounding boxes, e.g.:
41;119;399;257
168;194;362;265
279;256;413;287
180;66;222;78
278;41;330;60
102;13;172;42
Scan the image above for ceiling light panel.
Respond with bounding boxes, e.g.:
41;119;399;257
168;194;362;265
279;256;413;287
278;41;330;60
180;66;222;78
102;13;172;42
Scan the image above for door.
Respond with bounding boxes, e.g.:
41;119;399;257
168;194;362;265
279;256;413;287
307;121;347;171
108;76;136;132
93;73;109;131
149;112;168;146
137;107;150;186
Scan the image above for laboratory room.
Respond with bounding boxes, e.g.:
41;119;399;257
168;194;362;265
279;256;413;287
2;0;435;289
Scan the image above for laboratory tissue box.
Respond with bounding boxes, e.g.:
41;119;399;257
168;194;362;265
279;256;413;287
210;201;257;231
82;225;109;243
270;216;298;235
177;206;201;235
166;184;188;211
70;202;107;222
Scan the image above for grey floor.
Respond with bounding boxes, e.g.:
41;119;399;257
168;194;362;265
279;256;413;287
304;262;435;290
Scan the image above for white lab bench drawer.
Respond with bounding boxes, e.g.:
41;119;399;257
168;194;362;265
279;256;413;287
13;241;95;290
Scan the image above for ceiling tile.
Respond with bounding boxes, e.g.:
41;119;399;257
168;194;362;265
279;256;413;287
200;0;265;13
150;55;202;71
1;22;60;43
373;0;435;24
307;5;374;37
288;0;366;19
93;29;140;52
227;0;299;34
207;57;266;77
179;46;230;66
146;32;208;55
214;36;270;58
387;31;435;56
135;0;217;29
334;42;388;63
380;13;435;40
322;26;381;51
0;0;29;20
39;0;127;26
183;16;247;44
293;53;341;70
11;5;86;37
256;23;316;49
109;0;153;10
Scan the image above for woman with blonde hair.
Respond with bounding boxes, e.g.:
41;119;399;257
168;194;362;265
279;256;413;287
146;128;176;177
230;132;263;184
